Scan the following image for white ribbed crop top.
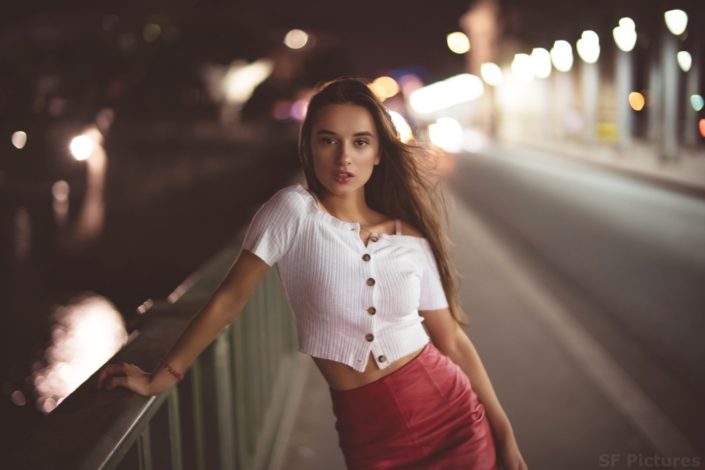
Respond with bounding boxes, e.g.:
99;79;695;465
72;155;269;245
242;184;448;372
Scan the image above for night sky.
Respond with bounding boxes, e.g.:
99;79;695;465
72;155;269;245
2;0;703;79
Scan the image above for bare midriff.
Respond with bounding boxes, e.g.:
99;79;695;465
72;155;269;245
313;347;425;391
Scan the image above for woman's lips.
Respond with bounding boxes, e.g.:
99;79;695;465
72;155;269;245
335;171;354;184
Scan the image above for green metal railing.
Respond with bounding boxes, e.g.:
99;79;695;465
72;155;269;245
20;243;307;470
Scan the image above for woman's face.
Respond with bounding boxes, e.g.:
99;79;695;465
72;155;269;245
310;103;380;199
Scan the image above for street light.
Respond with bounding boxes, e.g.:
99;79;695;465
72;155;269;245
550;40;573;72
511;53;534;82
69;135;96;161
11;131;27;150
677;51;692;72
446;32;471;55
576;30;600;63
284;29;309;49
613;17;637;52
613;18;637;150
480;62;503;86
661;9;689;158
530;48;552;79
550;40;575;139
576;31;600;143
664;9;688;36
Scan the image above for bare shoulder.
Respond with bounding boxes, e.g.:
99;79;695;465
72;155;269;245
398;220;424;238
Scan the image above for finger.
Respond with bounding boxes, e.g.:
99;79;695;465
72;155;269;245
97;363;129;388
106;374;130;391
107;373;150;396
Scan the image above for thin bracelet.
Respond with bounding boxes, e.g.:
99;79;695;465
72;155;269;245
160;358;184;381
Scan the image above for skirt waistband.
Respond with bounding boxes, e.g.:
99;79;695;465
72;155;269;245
330;342;435;399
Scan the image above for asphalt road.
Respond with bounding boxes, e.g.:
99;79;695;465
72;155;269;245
449;144;705;468
283;144;705;469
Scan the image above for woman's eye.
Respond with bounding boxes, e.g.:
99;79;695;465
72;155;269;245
321;137;336;145
354;140;369;147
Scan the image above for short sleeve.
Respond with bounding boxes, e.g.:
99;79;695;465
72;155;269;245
242;187;303;266
418;239;449;311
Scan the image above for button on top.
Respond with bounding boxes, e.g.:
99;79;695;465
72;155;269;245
365;333;374;342
378;355;387;363
367;306;376;315
366;278;376;286
362;253;371;262
369;235;379;243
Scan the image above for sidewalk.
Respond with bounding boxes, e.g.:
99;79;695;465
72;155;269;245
507;137;705;197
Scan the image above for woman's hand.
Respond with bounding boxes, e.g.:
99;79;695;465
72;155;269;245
97;363;154;397
497;434;528;470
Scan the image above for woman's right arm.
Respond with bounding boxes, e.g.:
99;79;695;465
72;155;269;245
97;249;269;396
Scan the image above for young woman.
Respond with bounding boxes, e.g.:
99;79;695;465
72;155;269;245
98;78;527;469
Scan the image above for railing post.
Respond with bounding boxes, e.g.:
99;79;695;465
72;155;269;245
214;331;237;470
167;388;184;470
190;359;208;470
137;425;153;470
231;308;251;469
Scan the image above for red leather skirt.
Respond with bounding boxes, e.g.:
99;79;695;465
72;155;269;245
330;342;497;470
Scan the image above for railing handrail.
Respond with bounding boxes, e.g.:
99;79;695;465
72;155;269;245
19;224;304;469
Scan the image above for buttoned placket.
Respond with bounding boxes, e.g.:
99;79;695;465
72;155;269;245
352;224;386;368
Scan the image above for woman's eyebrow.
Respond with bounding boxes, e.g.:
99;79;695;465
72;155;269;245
315;129;375;137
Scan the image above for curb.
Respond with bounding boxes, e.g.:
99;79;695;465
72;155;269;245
504;141;705;200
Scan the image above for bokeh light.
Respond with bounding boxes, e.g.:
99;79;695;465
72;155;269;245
68;127;103;162
677;51;692;72
388;110;414;143
409;74;484;114
52;181;70;202
398;74;423;95
613;17;637;52
284;29;309;49
69;135;96;161
272;100;292;121
95;108;115;133
511;53;534;82
142;23;161;42
699;119;705;138
664;9;688;36
11;390;27;406
222;59;273;103
446;32;471;54
428;117;463;153
33;295;128;413
530;48;552;79
628;92;645;111
550;40;574;72
370;76;400;100
11;130;27;149
290;98;309;121
480;62;503;86
576;30;600;64
690;94;704;112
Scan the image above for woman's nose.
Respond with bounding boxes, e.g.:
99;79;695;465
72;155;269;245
336;144;352;164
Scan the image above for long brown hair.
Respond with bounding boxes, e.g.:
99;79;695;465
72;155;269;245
299;77;466;325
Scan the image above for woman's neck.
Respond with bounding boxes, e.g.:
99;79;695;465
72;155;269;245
319;191;375;224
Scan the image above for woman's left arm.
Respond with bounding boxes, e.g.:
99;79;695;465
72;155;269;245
421;308;528;470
